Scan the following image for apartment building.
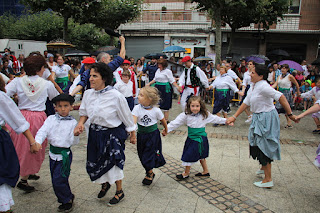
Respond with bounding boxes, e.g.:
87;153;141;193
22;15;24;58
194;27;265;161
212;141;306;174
119;0;320;63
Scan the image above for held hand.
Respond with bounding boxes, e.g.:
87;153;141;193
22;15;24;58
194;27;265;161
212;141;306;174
293;114;303;123
130;133;136;144
30;142;42;153
178;86;183;93
238;91;244;97
162;129;167;136
226;117;236;125
205;87;210;91
74;124;84;136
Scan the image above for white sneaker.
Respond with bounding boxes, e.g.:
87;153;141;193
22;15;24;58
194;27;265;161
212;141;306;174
253;180;273;188
245;115;252;123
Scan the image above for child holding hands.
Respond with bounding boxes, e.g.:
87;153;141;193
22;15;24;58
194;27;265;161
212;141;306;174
35;94;79;212
132;86;167;185
163;96;229;179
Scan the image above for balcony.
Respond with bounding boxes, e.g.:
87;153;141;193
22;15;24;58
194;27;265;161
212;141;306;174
119;10;212;32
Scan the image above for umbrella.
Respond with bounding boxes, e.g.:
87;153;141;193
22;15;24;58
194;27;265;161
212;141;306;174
250;55;269;61
65;49;90;57
268;49;290;57
162;45;186;53
144;53;168;59
311;58;320;66
278;60;303;71
245;56;265;64
193;56;212;62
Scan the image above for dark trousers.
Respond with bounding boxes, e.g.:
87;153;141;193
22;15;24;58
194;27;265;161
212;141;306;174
50;152;74;204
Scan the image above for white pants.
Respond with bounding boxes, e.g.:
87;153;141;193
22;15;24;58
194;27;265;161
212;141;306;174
180;86;200;111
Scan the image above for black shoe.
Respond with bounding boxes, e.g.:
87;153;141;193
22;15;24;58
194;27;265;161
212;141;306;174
176;174;189;180
142;172;155;185
58;197;74;212
28;174;40;180
97;182;111;199
17;181;35;193
107;190;125;206
195;172;210;177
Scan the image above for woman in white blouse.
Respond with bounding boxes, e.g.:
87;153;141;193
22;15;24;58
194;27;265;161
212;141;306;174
147;59;180;122
74;62;136;206
227;65;294;188
5;55;59;192
52;56;76;94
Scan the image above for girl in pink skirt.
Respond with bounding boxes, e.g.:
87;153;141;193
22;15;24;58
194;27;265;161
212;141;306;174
5;55;59;192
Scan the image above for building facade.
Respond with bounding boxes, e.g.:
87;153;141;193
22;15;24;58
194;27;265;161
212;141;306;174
119;0;320;63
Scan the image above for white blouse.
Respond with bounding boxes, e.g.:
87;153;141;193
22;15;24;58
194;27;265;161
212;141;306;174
153;68;175;84
178;64;209;88
35;114;79;161
227;69;238;80
301;87;320;101
277;74;291;89
79;87;136;132
0;91;30;133
52;64;71;78
114;80;133;97
210;74;239;92
6;75;59;111
0;73;9;84
242;71;252;87
243;80;282;113
167;112;226;133
132;104;164;127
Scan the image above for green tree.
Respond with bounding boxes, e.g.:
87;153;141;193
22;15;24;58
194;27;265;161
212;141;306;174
193;0;288;55
20;0;97;41
0;11;110;52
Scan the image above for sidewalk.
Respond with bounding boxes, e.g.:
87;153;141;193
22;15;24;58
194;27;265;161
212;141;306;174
12;101;320;212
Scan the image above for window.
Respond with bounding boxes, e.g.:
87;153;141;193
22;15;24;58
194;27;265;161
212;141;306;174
18;44;23;50
288;0;300;14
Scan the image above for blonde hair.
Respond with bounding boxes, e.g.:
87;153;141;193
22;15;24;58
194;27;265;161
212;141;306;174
185;96;208;119
140;86;160;106
220;65;227;72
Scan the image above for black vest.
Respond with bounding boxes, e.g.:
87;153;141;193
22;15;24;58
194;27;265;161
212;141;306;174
185;65;201;87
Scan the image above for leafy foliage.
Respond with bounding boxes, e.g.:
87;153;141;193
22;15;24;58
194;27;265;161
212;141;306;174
0;11;110;52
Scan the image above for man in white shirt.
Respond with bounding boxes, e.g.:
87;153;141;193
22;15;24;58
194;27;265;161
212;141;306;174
178;56;209;111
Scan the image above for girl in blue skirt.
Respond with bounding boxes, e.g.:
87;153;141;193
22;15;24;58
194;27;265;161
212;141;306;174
0;76;41;212
132;86;167;185
147;58;180;123
163;96;228;180
209;66;243;118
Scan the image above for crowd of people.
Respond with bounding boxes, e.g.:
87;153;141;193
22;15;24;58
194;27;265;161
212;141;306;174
1;36;320;212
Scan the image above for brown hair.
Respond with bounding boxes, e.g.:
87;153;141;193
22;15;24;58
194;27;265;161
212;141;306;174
122;69;131;77
280;64;289;70
185;96;208;119
24;55;46;76
157;58;168;68
139;86;160;106
0;75;5;92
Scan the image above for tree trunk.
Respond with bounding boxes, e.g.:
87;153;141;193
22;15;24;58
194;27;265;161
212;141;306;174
63;16;69;42
214;8;222;65
227;27;235;55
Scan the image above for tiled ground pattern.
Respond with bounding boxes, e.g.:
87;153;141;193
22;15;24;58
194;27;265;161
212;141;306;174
127;143;274;213
169;130;320;148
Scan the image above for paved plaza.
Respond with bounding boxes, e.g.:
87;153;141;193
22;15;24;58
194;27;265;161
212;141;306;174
11;101;320;213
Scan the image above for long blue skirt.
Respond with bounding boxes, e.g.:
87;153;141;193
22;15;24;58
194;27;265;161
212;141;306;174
240;85;250;105
0;129;20;188
86;123;128;181
137;129;166;172
181;136;209;163
57;82;72;94
45;98;55;116
155;84;173;110
212;90;231;114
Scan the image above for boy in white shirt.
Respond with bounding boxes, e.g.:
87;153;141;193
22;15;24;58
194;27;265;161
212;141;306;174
35;94;79;212
114;69;134;110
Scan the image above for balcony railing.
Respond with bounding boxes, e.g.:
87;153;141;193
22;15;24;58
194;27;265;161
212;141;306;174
134;10;210;23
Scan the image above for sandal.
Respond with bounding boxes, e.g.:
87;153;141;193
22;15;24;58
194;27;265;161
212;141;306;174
312;129;320;134
176;173;189;180
142;172;155;185
107;189;125;206
97;182;110;198
195;172;210;177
